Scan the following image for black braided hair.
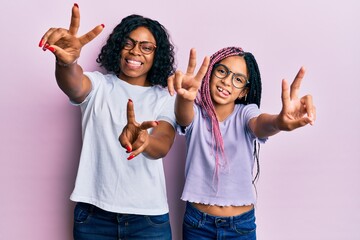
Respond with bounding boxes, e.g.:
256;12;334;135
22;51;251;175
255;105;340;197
96;14;176;87
235;52;262;108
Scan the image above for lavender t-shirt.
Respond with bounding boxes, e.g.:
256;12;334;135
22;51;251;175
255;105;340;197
179;104;266;206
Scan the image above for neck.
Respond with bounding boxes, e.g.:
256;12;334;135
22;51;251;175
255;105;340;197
118;73;151;87
213;103;235;122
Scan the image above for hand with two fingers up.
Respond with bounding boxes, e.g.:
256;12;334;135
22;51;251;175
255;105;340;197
119;99;159;160
276;67;316;131
38;3;104;65
168;48;210;100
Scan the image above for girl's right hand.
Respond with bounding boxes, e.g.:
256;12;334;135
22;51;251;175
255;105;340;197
167;48;209;101
38;3;104;64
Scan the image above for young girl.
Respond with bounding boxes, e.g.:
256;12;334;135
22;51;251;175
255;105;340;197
39;4;176;239
168;47;316;239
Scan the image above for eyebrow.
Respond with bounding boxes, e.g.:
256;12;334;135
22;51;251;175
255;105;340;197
219;64;247;77
127;36;156;44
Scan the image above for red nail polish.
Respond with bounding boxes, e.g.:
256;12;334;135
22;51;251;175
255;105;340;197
125;145;132;152
128;99;133;102
155;121;159;125
127;154;135;160
46;46;56;53
74;3;79;8
101;24;105;28
38;39;44;48
42;43;49;51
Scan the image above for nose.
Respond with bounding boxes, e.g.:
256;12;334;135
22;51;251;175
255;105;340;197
129;43;142;55
221;74;233;86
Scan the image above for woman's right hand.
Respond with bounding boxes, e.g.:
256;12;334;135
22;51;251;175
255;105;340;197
38;3;104;64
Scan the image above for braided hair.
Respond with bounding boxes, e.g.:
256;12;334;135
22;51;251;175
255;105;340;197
96;14;176;87
195;46;262;184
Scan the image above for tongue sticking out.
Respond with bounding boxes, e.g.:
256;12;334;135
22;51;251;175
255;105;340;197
218;87;230;97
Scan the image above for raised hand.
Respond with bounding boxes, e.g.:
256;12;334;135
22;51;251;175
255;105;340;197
277;67;316;131
118;99;159;160
168;48;210;100
38;3;104;64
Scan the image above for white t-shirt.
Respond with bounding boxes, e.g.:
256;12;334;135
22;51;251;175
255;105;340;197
70;71;176;215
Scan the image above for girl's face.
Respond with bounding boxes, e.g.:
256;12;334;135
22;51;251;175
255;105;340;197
118;26;156;86
210;55;248;109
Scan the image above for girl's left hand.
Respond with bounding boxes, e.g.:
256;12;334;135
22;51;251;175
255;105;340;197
118;99;158;160
277;67;316;131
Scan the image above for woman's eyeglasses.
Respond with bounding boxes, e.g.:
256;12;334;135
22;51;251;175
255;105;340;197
122;37;157;55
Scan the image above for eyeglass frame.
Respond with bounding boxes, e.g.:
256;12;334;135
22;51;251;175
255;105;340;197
212;63;250;89
122;37;157;55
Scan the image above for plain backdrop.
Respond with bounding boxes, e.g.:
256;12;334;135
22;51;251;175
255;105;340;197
1;0;359;239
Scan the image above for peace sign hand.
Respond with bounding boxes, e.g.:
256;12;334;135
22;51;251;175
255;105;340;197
118;100;159;160
39;4;104;64
277;67;316;131
168;48;210;100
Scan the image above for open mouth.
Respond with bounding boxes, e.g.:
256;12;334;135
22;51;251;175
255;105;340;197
217;86;230;97
126;59;143;67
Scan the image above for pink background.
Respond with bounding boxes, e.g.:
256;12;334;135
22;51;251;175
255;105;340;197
1;0;359;239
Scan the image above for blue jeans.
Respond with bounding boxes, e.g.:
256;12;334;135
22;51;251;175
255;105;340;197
73;202;172;240
183;202;256;240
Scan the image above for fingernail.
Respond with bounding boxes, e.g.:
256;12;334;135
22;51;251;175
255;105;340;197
155;121;159;125
128;99;133;102
46;46;56;53
127;154;135;160
43;43;49;51
74;3;79;8
125;145;132;152
39;39;44;48
101;24;105;28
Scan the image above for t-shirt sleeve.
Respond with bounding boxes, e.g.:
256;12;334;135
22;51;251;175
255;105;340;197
157;93;177;129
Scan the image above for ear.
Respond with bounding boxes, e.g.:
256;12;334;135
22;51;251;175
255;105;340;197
238;88;249;99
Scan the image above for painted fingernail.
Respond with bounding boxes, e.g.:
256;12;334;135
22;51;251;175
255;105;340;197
155;121;159;125
43;43;49;51
101;24;105;28
127;154;135;160
125;145;132;152
39;39;44;48
46;46;56;53
74;3;79;8
128;99;133;102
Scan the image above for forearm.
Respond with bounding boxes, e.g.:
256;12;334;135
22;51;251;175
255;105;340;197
143;134;174;159
175;96;194;127
252;113;281;138
55;61;90;102
143;125;175;159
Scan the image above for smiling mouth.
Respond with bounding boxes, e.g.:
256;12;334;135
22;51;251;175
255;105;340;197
217;86;230;96
126;59;143;66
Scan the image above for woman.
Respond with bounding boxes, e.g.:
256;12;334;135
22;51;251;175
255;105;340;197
39;4;176;239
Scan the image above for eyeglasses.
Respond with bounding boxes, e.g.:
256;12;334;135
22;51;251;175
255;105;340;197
122;37;157;55
213;63;249;89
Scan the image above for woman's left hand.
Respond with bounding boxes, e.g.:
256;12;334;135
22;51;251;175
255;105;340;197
118;99;158;160
277;67;316;131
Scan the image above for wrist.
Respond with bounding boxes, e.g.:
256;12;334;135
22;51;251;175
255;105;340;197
56;58;78;67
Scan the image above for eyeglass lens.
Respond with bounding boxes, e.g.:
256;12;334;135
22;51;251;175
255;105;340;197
123;38;156;55
214;64;248;88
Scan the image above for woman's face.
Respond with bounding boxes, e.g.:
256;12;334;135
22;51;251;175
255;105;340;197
118;26;156;86
210;55;248;108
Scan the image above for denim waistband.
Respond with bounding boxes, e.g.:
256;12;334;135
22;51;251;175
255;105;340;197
185;202;255;227
76;202;121;219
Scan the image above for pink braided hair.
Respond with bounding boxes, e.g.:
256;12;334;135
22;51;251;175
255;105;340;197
195;46;245;188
